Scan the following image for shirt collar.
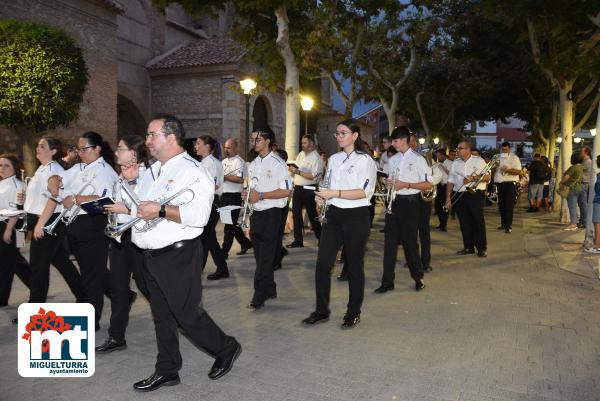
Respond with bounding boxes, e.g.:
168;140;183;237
83;156;105;170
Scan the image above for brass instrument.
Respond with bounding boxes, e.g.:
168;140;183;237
385;168;399;214
443;154;500;212
16;169;32;232
43;178;96;236
317;168;331;223
420;151;437;202
105;180;120;233
238;176;258;229
104;180;198;239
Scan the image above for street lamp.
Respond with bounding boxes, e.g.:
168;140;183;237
240;78;257;153
591;128;597;137
433;137;439;145
418;137;426;145
556;137;563;144
574;136;582;143
300;95;314;136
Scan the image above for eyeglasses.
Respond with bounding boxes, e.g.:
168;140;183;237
76;146;94;153
333;131;352;138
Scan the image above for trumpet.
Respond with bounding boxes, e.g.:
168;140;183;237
106;180;121;232
385;168;399;214
16;169;32;232
104;180;198;239
317;168;331;224
43;179;96;236
420;151;437;202
239;176;258;229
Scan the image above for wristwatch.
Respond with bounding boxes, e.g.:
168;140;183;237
259;192;265;201
158;204;166;218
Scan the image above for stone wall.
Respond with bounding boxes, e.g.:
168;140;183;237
0;0;120;154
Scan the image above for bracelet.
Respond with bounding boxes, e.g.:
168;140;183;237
338;189;342;198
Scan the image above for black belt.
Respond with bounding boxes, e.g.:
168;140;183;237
294;184;316;189
396;193;420;199
146;237;197;257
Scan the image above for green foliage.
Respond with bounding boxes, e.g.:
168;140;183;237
0;19;88;132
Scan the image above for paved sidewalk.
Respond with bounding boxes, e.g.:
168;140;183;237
1;204;599;401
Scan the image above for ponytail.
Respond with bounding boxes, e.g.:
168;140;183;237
80;131;116;169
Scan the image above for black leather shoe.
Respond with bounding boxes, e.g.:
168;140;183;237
497;225;505;230
415;279;426;291
477;250;487;257
207;271;230;280
129;291;137;307
301;311;330;325
281;247;289;257
246;301;264;310
337;273;348;281
374;284;394;294
95;337;127;353
133;372;180;392
456;249;475;255
423;266;433;273
286;241;303;248
236;244;252;255
504;227;512;233
341;314;360;329
208;341;242;380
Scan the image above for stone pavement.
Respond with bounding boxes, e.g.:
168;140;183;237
1;203;599;401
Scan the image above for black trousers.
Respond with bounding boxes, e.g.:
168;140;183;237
382;195;423;286
418;198;432;268
27;214;83;303
274;204;289;268
497;182;517;229
434;183;448;229
315;206;370;316
67;214;109;326
108;231;149;341
453;190;487;252
201;201;228;274
292;186;321;243
0;221;31;305
141;237;235;376
250;208;282;302
220;192;252;253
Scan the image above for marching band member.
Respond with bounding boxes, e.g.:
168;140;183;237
287;134;323;248
47;132;118;328
445;140;489;257
96;135;150;353
25;137;83;305
194;135;229;280
273;147;291;271
131;115;240;391
301;119;376;329
434;150;450;231
0;154;31;307
494;142;521;233
374;127;431;295
243;127;291;310
221;138;252;258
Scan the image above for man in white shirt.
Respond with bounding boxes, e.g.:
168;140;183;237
494;142;522;233
131;115;240;392
287;134;323;248
434;150;450;231
446;140;490;257
221;138;253;257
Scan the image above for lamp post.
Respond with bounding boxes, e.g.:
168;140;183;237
240;78;257;154
433;137;440;146
300;96;314;136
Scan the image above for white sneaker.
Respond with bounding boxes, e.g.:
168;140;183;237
584;247;600;254
563;225;579;231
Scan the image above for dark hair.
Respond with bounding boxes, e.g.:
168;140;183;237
302;134;315;144
41;136;65;161
198;135;220;159
570;152;582;165
0;153;23;177
596;155;600;169
541;155;550;165
120;134;149;166
253;126;276;149
501;141;510;148
274;148;288;162
582;146;591;157
390;126;411;141
81;131;116;168
337;118;368;154
152;114;185;146
458;139;471;150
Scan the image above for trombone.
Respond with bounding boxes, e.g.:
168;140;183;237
239;176;258;229
43;179;97;236
443;154;499;212
104;179;198;239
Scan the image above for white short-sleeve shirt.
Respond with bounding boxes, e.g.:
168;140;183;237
222;155;245;193
25;161;64;215
247;152;291;211
327;151;377;209
448;155;487;192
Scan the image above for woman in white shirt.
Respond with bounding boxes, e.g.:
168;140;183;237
0;154;31;306
301;119;377;329
25;137;83;305
46;131;118;328
96;134;151;353
194;135;229;280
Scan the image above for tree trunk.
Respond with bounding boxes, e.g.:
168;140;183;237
274;5;300;159
415;90;431;143
17;126;37;177
585;90;600;246
557;81;574;222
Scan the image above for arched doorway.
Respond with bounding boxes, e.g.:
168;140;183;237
252;96;270;130
117;94;146;138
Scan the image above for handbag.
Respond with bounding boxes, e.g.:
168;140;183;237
557;182;571;198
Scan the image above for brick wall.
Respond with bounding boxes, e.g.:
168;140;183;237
0;0;119;155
